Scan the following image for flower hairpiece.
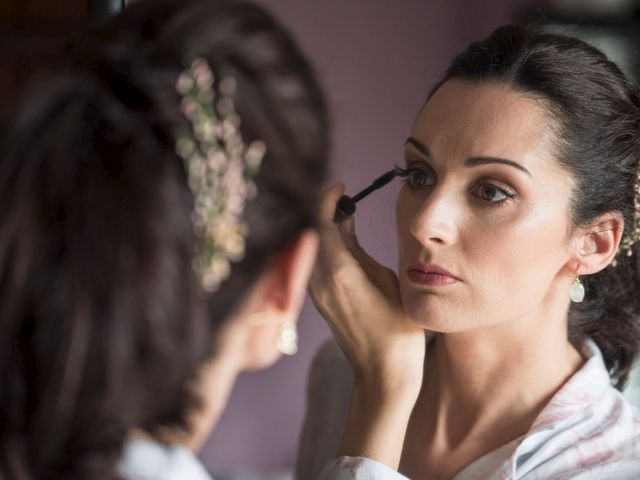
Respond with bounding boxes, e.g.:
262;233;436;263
175;57;266;291
612;167;640;267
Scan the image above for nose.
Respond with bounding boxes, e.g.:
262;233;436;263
408;186;459;247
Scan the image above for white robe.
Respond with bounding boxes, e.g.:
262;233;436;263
301;338;640;479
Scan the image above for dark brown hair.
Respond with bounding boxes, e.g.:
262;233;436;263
0;0;328;478
432;24;640;390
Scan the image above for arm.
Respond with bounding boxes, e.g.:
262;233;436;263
308;184;426;472
337;377;418;470
296;337;420;480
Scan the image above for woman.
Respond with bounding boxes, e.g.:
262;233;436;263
304;25;640;479
0;0;337;478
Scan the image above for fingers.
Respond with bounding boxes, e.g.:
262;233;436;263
316;182;360;268
310;182;356;294
320;182;345;224
337;216;356;249
312;181;395;297
338;215;387;278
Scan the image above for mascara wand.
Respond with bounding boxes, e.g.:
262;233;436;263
333;167;404;222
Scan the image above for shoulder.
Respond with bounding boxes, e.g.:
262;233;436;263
118;439;213;480
303;336;353;425
514;340;640;479
516;398;640;479
295;337;353;480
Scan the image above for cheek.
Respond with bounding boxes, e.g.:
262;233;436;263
396;192;571;329
467;198;569;270
461;202;570;316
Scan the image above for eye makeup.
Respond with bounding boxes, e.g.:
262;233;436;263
399;163;436;190
402;154;520;204
333;160;522;222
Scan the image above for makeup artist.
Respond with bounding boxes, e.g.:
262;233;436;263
304;25;640;479
0;1;344;478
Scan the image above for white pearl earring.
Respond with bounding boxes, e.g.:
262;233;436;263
276;321;298;355
570;272;585;303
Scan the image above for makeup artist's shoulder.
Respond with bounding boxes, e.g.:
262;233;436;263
119;439;213;480
296;338;352;480
306;337;352;419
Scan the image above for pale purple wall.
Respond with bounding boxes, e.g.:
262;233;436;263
200;0;536;473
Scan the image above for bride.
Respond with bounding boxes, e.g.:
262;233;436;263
304;24;640;480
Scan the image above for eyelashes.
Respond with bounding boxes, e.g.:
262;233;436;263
395;163;517;205
395;165;434;190
472;184;516;203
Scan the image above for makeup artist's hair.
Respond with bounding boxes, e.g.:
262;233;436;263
0;0;328;478
430;24;640;390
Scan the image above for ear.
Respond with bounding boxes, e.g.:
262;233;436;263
235;229;319;370
569;211;624;275
179;231;320;447
260;229;320;317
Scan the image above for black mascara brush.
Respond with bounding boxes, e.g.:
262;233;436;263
333;166;406;222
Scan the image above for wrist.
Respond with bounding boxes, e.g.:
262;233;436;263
352;349;424;401
337;376;419;470
351;374;420;409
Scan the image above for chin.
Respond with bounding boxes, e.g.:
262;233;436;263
401;288;473;333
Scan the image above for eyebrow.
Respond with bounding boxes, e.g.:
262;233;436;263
405;136;531;177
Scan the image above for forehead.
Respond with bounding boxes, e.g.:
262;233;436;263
411;79;560;174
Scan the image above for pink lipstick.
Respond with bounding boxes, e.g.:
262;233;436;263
407;262;460;286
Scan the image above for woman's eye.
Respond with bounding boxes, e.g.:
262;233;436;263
474;184;514;203
404;168;433;190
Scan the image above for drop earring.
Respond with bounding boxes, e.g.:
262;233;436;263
570;271;585;303
276;321;298;356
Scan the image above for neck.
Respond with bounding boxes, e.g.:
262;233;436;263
183;343;242;452
132;321;246;453
431;325;580;434
414;298;584;455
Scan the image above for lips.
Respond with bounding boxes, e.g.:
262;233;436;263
407;261;460;286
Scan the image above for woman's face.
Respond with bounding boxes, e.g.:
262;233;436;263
396;79;575;332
